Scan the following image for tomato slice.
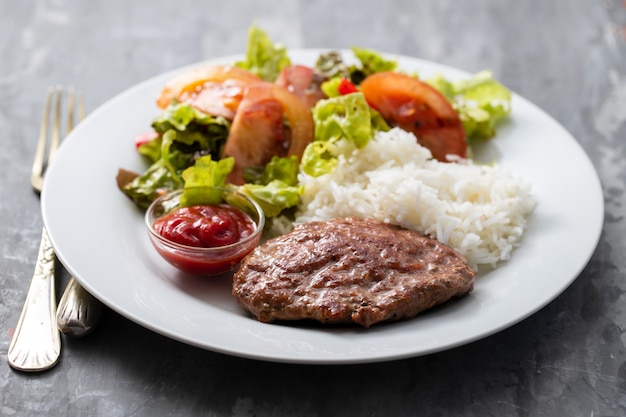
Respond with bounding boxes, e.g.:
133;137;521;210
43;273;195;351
156;65;262;109
187;79;250;119
223;84;285;184
222;82;314;184
271;82;314;159
275;65;326;108
360;72;466;161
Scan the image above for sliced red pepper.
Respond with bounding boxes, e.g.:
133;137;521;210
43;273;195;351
337;77;379;111
337;78;359;95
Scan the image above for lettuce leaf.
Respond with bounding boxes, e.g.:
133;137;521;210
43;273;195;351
161;154;302;218
239;180;302;218
300;141;339;178
301;93;375;177
351;47;397;78
320;77;343;98
136;134;162;163
180;156;234;206
427;70;511;141
315;48;397;85
238;156;302;217
313;92;372;147
152;102;230;156
319;78;391;133
425;75;455;101
121;102;230;207
235;25;291;81
244;155;300;186
121;160;181;209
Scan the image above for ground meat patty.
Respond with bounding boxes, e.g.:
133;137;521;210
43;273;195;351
232;217;476;327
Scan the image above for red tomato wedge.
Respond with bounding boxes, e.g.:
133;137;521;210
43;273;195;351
275;65;327;108
360;72;467;161
156;65;262;109
222;82;314;184
187;79;250;119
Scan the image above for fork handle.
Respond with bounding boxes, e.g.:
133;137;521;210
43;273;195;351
56;277;103;337
7;227;61;372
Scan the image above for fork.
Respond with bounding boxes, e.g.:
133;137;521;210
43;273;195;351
53;93;104;338
7;86;92;371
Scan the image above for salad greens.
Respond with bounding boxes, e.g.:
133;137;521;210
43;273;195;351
350;47;398;82
313;93;372;148
301;93;375;177
122;102;229;209
236;25;291;81
121;159;181;210
178;153;302;217
120;25;513;221
315;47;398;85
238;156;302;217
426;70;511;142
180;156;234;207
239;180;302;218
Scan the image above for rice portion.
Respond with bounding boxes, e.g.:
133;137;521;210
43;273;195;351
295;128;536;268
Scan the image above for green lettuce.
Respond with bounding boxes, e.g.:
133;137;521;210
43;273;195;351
300;141;340;178
427;70;511;141
236;26;291;81
151;102;230;158
180;156;234;206
301;93;376;177
239;180;302;218
319;78;391;133
313;92;372;147
315;47;397;85
351;47;397;79
177;155;302;218
320;77;343;98
239;156;302;217
136;135;161;162
121;102;230;207
121;160;181;210
244;155;300;186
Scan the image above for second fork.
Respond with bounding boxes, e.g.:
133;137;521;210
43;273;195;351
7;87;102;372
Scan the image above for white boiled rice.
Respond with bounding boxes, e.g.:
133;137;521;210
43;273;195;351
295;128;536;268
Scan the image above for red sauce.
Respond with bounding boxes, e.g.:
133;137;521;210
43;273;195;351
152;204;258;275
154;204;255;248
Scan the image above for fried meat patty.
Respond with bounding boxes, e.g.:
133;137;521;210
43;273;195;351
232;217;476;327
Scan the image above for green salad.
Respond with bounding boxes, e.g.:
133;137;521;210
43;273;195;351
119;25;512;222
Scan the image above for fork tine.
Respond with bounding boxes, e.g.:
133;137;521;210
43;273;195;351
30;87;55;192
30;86;83;194
65;88;85;137
66;87;75;134
47;85;63;163
77;90;85;122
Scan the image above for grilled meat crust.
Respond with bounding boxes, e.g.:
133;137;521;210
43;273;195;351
232;217;476;327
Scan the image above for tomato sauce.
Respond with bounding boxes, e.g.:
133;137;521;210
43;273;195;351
154;204;255;248
152;204;258;275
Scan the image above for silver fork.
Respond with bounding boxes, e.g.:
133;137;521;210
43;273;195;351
8;86;65;371
7;86;97;372
53;92;103;338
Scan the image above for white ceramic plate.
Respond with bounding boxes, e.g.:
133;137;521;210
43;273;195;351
41;50;604;364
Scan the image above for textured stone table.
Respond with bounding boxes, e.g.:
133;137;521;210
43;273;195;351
1;1;625;415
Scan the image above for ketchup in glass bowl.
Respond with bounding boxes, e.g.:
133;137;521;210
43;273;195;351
145;188;265;275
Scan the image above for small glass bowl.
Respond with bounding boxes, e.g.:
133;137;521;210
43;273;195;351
145;188;265;276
